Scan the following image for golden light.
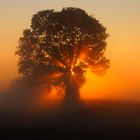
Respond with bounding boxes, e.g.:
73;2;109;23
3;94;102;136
79;47;89;60
70;69;75;75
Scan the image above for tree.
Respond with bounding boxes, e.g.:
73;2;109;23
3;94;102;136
16;7;109;103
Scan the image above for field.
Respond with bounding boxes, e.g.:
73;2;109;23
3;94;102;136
0;100;140;139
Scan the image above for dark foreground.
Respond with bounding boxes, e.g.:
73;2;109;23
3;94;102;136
0;100;140;140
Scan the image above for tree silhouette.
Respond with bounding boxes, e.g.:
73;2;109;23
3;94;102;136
16;7;109;103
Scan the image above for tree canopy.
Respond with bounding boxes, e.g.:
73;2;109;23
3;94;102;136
16;7;109;101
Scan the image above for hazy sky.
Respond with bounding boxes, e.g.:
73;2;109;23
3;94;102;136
0;0;140;100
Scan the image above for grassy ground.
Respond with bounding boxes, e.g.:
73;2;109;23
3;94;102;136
0;100;140;140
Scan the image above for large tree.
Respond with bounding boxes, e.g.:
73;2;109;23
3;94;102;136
16;7;109;103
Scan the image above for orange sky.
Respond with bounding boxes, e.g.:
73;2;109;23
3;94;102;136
0;0;140;101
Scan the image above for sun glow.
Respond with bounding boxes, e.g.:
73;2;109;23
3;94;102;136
80;70;110;100
79;47;89;60
0;0;140;102
33;87;63;111
71;69;75;75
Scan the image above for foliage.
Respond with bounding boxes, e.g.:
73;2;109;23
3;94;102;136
16;7;109;98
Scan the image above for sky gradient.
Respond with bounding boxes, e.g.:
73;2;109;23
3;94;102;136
0;0;140;100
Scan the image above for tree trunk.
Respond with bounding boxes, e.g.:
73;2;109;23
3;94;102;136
64;71;79;105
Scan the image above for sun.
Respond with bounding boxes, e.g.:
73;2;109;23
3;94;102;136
70;69;75;75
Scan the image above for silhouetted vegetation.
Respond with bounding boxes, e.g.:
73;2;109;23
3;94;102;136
16;7;109;103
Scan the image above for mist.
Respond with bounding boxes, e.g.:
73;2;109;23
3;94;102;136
0;77;140;140
0;76;84;117
0;75;139;118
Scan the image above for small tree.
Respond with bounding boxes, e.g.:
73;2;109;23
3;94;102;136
16;7;109;103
